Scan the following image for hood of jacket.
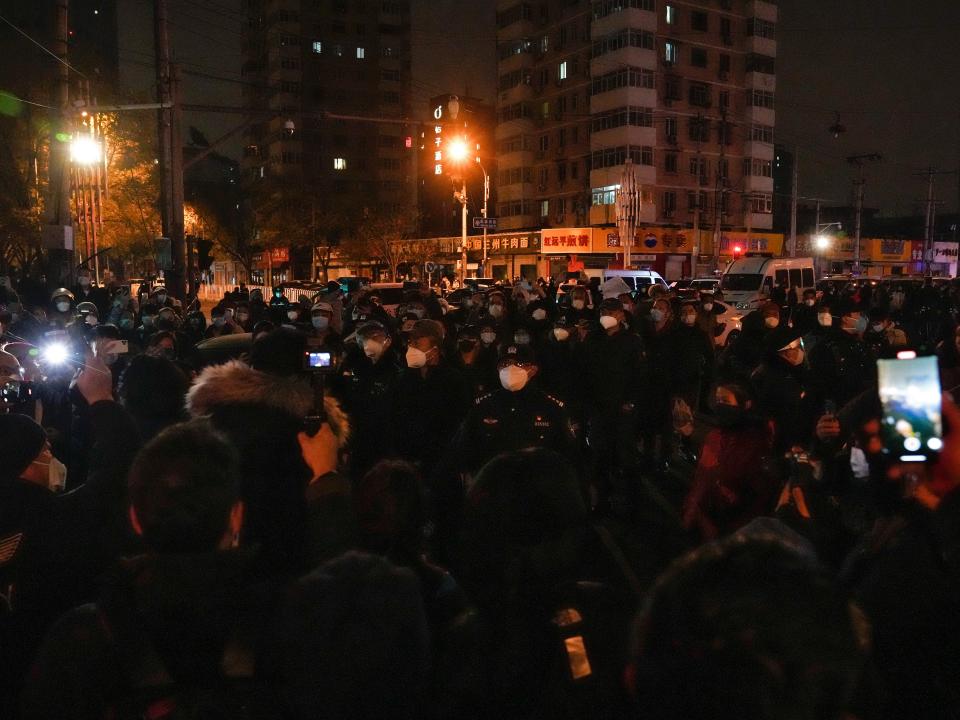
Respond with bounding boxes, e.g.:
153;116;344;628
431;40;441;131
187;360;350;448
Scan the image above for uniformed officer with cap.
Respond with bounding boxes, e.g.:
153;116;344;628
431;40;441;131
446;342;579;476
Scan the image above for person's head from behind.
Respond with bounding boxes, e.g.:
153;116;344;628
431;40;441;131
118;354;189;432
127;419;243;554
354;460;428;560
250;326;307;377
630;536;864;720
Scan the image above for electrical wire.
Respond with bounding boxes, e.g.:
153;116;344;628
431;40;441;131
0;12;89;79
0;91;56;110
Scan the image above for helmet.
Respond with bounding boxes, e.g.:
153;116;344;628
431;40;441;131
76;301;99;317
51;287;75;303
150;285;167;296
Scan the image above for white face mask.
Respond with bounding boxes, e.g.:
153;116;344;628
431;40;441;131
363;339;385;360
572;299;585;310
78;277;91;288
553;327;570;341
514;333;531;345
287;310;300;321
406;346;429;368
702;302;714;311
56;301;70;313
532;308;546;321
649;309;665;324
764;316;779;329
488;304;504;318
818;313;833;327
34;457;68;493
499;365;529;392
805;298;816;307
681;314;696;326
84;314;98;326
312;316;329;329
481;331;497;345
599;315;618;330
872;323;884;333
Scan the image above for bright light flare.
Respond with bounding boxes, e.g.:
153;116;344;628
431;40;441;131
42;343;70;365
814;234;831;251
446;137;469;163
70;135;103;165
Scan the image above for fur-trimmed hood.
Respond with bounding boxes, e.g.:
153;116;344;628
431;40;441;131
187;360;350;447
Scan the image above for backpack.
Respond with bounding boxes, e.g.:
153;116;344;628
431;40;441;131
99;605;290;720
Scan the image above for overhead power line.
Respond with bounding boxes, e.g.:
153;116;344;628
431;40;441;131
0;11;89;79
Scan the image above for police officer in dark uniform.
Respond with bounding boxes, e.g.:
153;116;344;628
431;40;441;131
338;320;403;477
446;343;578;476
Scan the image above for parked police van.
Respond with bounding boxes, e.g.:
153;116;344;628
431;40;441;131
720;254;816;309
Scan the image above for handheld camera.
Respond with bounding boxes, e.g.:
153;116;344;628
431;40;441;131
877;354;943;462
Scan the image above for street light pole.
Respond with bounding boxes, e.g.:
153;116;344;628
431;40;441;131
480;162;489;277
459;180;468;286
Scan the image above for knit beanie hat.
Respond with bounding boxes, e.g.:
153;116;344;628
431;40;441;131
0;413;46;481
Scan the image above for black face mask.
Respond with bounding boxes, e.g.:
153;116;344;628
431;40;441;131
713;404;748;428
458;339;478;354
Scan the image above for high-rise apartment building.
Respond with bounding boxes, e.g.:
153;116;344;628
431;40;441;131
241;0;414;215
494;0;777;242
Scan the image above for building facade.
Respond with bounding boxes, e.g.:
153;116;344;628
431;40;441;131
240;0;415;216
494;0;778;277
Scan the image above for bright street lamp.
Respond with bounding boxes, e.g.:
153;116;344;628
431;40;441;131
446;137;469;163
69;135;103;165
814;234;831;251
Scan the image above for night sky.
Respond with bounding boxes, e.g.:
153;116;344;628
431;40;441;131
113;0;960;217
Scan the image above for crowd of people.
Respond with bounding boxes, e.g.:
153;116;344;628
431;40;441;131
1;266;960;720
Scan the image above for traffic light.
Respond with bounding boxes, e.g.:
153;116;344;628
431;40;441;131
733;244;743;260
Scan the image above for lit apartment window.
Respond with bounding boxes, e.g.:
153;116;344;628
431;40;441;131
540;199;549;218
334;157;347;170
357;47;365;59
312;41;322;54
665;4;676;24
558;61;568;80
664;41;678;65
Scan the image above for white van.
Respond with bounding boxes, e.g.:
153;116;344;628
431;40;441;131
720;255;816;309
601;269;669;294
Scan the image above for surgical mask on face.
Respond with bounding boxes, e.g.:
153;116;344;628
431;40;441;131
84;314;98;327
532;308;546;321
553;327;570;341
56;301;70;313
649;309;665;324
499;365;529;392
818;313;833;327
600;315;619;330
489;304;504;318
34;457;68;493
805;298;816;307
681;314;697;326
513;332;531;345
872;323;885;333
79;277;91;288
481;331;497;345
364;339;385;360
287;310;299;321
406;346;429;368
572;299;585;310
855;316;868;334
702;302;714;312
312;316;329;330
764;316;779;329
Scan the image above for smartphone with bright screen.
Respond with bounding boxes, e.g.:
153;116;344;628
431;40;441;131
306;351;332;368
877;355;943;462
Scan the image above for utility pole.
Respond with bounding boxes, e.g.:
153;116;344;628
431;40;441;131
913;167;958;276
789;145;799;256
154;0;185;299
846;153;882;275
50;0;74;285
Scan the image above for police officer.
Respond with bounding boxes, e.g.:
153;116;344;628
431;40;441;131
807;299;876;410
338;320;403;477
48;288;75;329
446;343;578;476
73;267;108;318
